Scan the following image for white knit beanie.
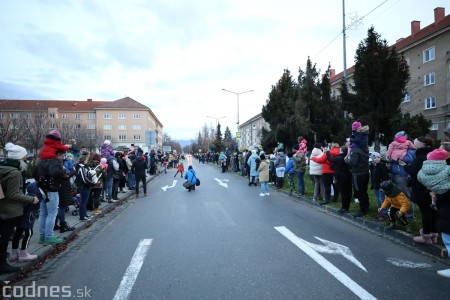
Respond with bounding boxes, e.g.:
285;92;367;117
5;142;27;160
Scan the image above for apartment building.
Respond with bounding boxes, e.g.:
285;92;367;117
0;97;163;154
330;7;450;139
239;113;270;150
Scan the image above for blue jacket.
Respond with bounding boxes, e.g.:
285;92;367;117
184;169;197;185
285;158;295;174
247;153;260;177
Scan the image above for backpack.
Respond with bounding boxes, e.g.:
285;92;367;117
35;160;55;193
88;165;102;184
75;165;94;188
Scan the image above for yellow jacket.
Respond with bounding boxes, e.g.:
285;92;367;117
381;192;410;214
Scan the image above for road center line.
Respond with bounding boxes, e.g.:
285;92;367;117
274;226;377;300
113;239;153;300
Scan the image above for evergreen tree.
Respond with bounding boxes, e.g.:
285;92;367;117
223;126;236;152
211;123;224;152
348;27;410;149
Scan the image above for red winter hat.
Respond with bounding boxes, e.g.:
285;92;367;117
427;149;449;161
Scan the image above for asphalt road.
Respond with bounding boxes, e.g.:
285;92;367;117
13;160;450;300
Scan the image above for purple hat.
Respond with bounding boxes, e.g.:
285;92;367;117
49;129;61;139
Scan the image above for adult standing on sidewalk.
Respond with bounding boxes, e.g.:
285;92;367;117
131;148;148;197
402;136;436;244
326;146;352;213
274;144;286;189
311;144;339;205
35;150;66;244
76;155;93;221
0;142;39;274
345;140;370;217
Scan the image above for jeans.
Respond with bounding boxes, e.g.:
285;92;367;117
260;181;269;194
79;188;91;219
57;206;66;224
442;233;450;258
106;178;113;199
296;171;305;194
127;172;136;189
374;188;388;215
39;191;59;239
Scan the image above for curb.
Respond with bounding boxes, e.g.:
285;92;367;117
1;173;159;284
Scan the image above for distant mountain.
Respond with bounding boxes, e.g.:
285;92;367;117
174;139;191;148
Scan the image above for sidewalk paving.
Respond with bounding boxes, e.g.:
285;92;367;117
0;173;158;284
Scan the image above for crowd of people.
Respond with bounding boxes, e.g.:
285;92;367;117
0;129;185;274
206;122;450;278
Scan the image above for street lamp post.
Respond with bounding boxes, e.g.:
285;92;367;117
222;88;253;150
206;115;226;128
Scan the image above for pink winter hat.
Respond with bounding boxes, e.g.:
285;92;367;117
48;129;61;139
352;121;362;131
427;149;449;161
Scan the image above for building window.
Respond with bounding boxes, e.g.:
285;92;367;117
25;124;31;129
49;113;55;118
118;125;126;130
104;135;112;141
118;113;126;119
62;114;68;119
104;113;112;119
75;114;81;120
104;124;112;130
10;113;19;119
133;124;141;130
133;134;141;140
424;72;435;86
430;124;439;131
425;96;436;109
88;114;95;120
25;134;30;140
0;113;3;120
50;123;56;129
118;135;127;141
87;124;96;130
76;124;81;129
423;46;435;63
62;123;68;129
133;114;141;120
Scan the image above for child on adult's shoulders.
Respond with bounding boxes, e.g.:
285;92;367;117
348;120;369;155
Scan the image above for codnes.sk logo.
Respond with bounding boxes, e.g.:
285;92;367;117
1;281;92;298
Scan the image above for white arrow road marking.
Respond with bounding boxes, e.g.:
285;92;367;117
161;180;177;191
214;178;228;188
386;257;432;268
113;239;153;300
305;236;367;272
275;226;377;300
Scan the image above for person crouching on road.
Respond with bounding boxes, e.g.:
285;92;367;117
184;165;197;192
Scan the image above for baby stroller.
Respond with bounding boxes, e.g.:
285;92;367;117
67;180;80;216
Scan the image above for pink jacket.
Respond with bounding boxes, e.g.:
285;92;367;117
386;137;415;161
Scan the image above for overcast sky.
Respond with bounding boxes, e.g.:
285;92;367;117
1;0;449;140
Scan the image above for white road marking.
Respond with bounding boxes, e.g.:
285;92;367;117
386;257;432;268
275;226;377;300
113;239;153;300
214;178;228;188
306;236;367;272
161;180;177;191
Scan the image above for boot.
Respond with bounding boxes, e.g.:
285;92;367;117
60;222;75;233
431;232;439;244
9;249;19;262
53;221;60;231
276;178;281;189
18;249;38;262
0;254;20;274
413;228;433;244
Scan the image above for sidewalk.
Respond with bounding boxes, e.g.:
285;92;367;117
0;173;158;283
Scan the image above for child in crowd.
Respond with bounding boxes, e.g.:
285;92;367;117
370;152;391;220
64;153;76;175
100;140;114;159
285;152;295;195
39;129;71;160
379;180;411;231
297;136;307;154
174;161;184;178
348;120;369;155
386;131;416;162
418;147;450;278
10;182;41;263
257;153;270;196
